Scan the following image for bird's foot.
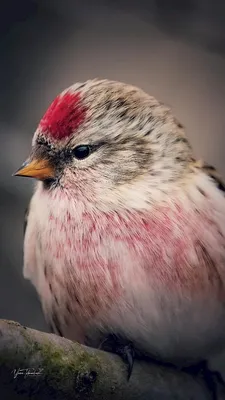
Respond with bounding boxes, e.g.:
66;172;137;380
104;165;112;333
116;342;135;381
98;334;135;381
183;360;224;400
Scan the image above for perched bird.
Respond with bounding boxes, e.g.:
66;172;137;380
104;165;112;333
15;79;225;382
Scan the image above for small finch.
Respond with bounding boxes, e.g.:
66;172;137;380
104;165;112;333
15;79;225;382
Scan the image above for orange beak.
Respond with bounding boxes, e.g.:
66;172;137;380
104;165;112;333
13;158;55;180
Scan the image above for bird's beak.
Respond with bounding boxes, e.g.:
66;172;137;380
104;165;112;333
13;158;55;180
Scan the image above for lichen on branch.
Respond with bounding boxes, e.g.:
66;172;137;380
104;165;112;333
0;319;224;399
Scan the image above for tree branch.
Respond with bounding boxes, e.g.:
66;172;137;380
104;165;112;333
0;319;224;399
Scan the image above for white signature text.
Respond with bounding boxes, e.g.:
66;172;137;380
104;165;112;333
12;368;43;379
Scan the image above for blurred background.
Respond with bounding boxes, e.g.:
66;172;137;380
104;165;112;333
0;0;225;370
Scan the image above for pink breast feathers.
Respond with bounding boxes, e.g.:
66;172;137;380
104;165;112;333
39;91;87;140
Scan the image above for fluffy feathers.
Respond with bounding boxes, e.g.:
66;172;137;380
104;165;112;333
21;79;225;367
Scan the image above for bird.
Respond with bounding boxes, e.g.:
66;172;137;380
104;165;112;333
14;78;225;386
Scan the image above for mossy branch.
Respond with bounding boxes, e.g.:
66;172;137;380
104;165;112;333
0;319;224;400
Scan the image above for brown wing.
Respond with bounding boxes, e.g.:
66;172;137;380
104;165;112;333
193;159;225;194
202;163;225;194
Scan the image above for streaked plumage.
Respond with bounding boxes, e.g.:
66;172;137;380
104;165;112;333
16;79;225;369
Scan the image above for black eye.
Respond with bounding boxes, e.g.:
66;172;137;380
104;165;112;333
72;145;91;160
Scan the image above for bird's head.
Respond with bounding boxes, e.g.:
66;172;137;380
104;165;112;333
14;79;194;208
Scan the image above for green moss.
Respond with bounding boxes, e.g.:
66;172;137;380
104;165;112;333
38;341;102;392
1;321;118;398
21;329;108;395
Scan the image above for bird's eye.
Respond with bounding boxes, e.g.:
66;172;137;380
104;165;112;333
72;145;91;160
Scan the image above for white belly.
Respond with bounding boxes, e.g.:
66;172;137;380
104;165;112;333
24;183;225;367
39;254;225;367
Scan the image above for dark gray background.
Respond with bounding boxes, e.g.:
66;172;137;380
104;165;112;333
0;0;225;371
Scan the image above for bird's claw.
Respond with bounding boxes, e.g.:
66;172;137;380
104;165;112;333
118;342;135;381
99;334;135;381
